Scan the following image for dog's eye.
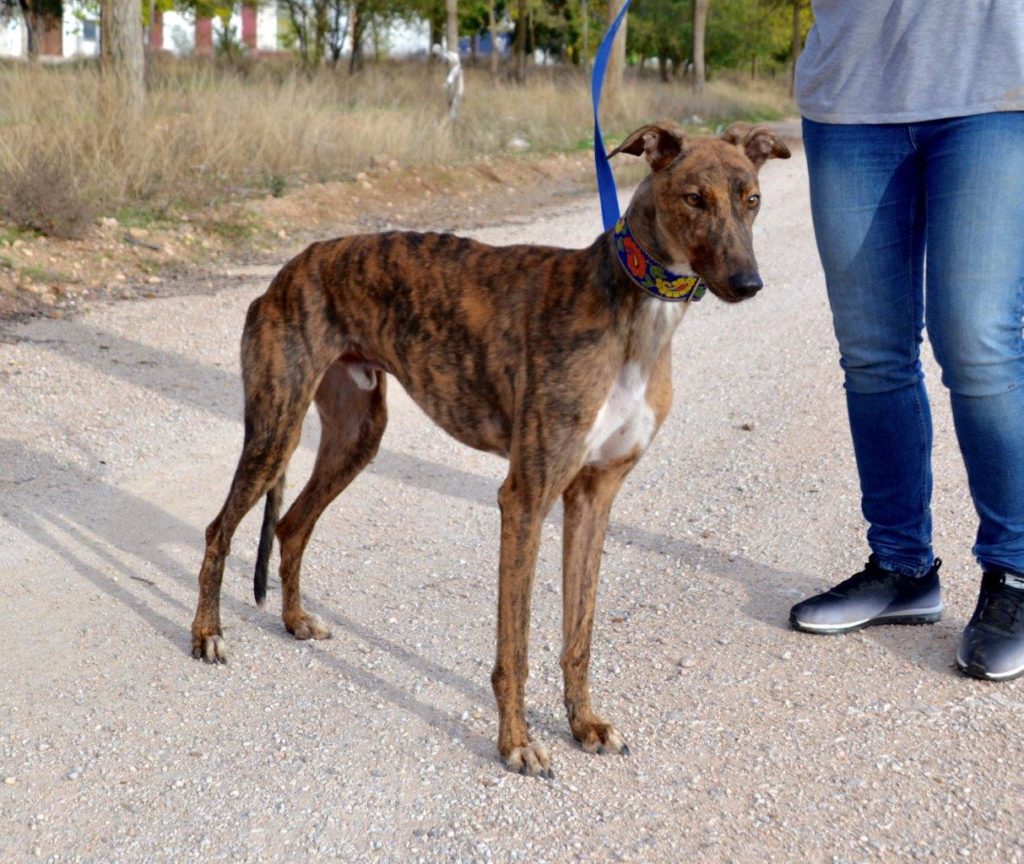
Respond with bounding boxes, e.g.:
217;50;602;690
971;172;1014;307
747;194;761;208
684;193;704;208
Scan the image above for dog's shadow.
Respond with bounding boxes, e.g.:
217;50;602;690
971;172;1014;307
2;315;960;777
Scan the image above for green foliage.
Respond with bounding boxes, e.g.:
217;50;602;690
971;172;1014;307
201;212;257;243
628;0;811;77
115;203;175;229
628;0;691;75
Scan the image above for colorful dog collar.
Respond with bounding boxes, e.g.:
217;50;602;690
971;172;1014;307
612;216;706;303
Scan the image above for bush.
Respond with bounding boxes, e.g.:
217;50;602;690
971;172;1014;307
0;149;103;240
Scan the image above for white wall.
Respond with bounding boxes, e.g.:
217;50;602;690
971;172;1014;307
63;13;99;57
0;16;25;57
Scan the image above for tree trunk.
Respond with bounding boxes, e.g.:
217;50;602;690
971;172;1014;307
445;0;458;53
528;1;535;57
314;0;329;66
580;0;588;71
691;0;708;95
789;0;802;97
17;0;38;59
603;0;627;108
488;0;499;78
349;7;365;74
513;0;527;83
100;0;145;136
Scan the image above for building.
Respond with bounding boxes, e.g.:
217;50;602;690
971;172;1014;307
0;2;430;61
0;3;280;60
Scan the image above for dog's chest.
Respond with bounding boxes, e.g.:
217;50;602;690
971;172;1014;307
583;362;656;465
582;301;685;467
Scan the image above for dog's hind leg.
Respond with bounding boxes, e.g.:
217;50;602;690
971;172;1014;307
560;459;636;756
191;307;323;663
274;359;388;641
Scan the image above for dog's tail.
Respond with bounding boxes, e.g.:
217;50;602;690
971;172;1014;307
254;475;284;608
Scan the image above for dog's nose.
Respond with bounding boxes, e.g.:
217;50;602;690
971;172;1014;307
729;272;763;297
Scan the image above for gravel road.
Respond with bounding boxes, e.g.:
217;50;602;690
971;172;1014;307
2;148;1023;864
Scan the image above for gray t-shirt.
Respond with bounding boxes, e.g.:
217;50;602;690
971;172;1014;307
796;0;1024;124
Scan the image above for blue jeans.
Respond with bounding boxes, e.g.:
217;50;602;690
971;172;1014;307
803;113;1024;577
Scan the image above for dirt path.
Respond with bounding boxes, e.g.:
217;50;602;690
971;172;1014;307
2;149;1023;864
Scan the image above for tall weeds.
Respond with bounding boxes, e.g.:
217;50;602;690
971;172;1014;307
0;58;791;237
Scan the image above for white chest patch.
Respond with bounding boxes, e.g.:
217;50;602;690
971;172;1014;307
583;361;656;466
582;300;686;467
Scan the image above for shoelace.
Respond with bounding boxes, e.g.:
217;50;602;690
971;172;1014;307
977;576;1024;633
831;564;890;597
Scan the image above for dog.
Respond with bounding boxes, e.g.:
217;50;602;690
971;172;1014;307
190;121;790;777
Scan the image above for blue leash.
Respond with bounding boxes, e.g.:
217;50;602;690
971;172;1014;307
591;0;634;231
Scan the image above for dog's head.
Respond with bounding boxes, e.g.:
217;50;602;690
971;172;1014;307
609;121;790;303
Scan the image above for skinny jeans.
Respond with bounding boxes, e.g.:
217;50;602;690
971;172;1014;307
802;113;1024;577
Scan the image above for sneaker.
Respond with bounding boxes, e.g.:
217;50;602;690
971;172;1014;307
956;571;1024;681
790;556;943;635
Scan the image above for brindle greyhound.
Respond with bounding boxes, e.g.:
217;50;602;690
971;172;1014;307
191;121;790;777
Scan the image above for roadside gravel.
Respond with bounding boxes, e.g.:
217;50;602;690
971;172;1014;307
2;147;1022;864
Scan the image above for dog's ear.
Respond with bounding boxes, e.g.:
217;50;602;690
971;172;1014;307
721;123;791;168
608;123;688;172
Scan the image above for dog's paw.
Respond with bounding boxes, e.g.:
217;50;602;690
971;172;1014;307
192;633;227;664
284;612;332;641
573;720;629;756
504;741;554;779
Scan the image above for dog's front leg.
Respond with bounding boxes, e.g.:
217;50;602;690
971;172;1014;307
560;460;636;756
491;475;552;778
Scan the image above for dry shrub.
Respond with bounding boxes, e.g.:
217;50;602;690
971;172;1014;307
0;145;106;240
0;59;793;237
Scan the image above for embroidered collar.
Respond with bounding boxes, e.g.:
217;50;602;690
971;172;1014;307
612;216;706;303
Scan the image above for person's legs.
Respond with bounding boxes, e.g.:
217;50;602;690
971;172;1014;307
803;118;933;576
921;112;1024;573
791;119;942;634
918;111;1024;678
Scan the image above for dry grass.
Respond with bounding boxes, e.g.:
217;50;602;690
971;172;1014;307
0;58;792;237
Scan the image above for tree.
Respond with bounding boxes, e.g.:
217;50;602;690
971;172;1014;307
628;0;689;81
487;0;498;75
100;0;145;132
277;0;331;68
445;0;457;49
511;0;526;81
691;0;708;93
787;0;809;94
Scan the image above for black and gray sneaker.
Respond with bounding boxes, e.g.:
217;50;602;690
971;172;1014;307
956;570;1024;681
789;556;943;635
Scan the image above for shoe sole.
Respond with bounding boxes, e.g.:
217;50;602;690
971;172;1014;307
955;652;1024;681
789;608;943;635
